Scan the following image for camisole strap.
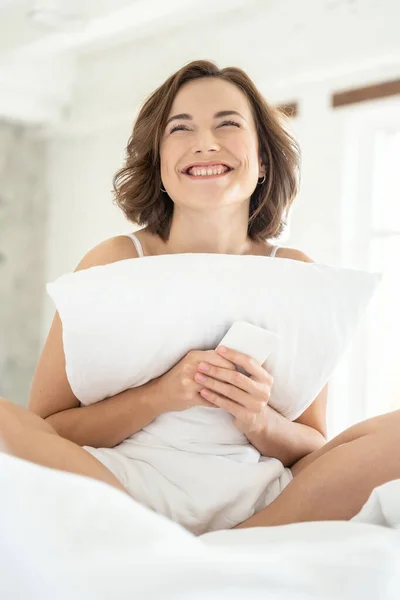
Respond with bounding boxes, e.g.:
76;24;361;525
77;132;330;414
125;233;145;257
269;245;280;258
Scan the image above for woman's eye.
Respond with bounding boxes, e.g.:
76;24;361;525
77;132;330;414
169;125;190;134
218;120;240;128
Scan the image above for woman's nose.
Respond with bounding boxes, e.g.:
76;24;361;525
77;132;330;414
192;130;220;154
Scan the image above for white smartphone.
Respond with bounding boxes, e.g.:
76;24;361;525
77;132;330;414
217;321;279;374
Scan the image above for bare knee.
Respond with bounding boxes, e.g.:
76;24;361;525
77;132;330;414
0;397;21;423
365;410;400;461
355;409;400;440
388;409;400;426
0;398;24;451
0;397;56;453
373;409;400;434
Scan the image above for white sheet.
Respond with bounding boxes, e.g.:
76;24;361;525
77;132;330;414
0;453;399;600
84;410;294;534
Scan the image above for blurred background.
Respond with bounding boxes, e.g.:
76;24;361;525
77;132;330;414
0;0;399;436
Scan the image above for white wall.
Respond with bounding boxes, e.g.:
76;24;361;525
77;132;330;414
0;121;48;405
43;125;131;329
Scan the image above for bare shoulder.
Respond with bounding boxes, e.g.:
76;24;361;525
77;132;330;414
75;234;139;272
275;247;314;263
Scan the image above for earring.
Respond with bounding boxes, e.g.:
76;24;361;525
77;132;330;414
160;185;167;193
258;174;266;185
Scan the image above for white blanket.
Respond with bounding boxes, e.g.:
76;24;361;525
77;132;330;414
1;453;399;600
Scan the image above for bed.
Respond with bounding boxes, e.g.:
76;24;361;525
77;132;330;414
1;453;399;600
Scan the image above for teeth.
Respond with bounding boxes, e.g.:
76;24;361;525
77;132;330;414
187;165;229;176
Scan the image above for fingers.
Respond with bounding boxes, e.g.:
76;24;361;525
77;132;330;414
204;350;237;371
200;389;267;431
195;359;272;408
197;363;255;396
189;347;274;431
200;389;247;421
194;369;271;412
195;371;254;408
192;392;215;409
216;346;273;385
189;349;236;371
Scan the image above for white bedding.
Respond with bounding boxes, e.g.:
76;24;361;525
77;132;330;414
0;453;399;600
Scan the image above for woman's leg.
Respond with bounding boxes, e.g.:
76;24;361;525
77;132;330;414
237;409;400;528
0;397;127;493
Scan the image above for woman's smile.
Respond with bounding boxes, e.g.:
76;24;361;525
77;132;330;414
160;77;263;209
181;161;234;180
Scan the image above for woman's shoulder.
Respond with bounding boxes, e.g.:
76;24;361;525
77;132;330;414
74;234;140;272
73;236;314;272
274;246;314;263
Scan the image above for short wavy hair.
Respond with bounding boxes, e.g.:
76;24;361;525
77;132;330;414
113;60;300;241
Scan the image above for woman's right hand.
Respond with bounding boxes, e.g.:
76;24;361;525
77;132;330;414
153;350;237;414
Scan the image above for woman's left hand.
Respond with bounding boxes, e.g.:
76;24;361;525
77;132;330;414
194;345;274;433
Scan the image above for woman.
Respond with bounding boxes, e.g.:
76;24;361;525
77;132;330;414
1;60;399;531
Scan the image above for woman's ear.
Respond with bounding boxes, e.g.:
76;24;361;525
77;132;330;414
258;161;266;178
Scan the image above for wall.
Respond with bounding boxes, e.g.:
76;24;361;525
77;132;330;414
0;120;48;405
43;126;131;331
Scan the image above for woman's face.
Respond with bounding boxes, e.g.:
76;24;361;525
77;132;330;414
159;77;264;211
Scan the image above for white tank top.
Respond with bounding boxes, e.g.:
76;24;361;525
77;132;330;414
125;232;280;258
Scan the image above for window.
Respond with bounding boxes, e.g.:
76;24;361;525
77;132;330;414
365;127;400;417
332;105;400;435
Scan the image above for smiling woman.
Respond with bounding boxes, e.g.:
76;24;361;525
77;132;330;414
1;60;400;536
160;78;266;218
113;60;299;249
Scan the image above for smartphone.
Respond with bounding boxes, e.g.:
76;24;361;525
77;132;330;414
217;321;279;373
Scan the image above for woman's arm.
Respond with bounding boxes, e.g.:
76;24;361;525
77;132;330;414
44;372;163;448
29;236;163;448
245;385;328;467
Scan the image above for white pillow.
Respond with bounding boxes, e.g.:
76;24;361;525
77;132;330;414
47;253;380;420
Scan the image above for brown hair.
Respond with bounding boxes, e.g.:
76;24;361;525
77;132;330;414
113;60;300;241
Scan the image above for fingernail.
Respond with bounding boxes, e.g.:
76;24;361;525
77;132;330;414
218;346;227;353
198;362;209;372
195;373;207;383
